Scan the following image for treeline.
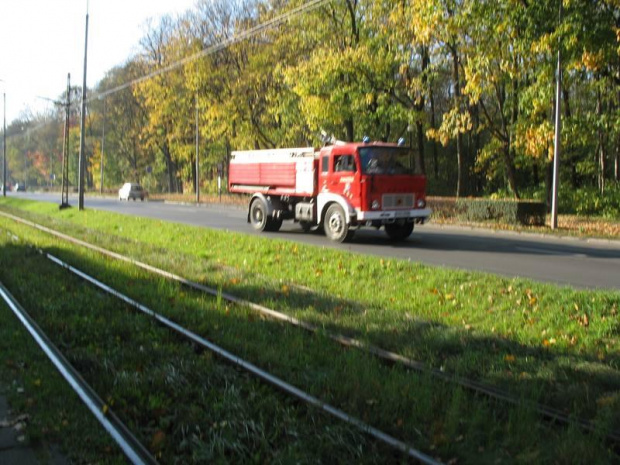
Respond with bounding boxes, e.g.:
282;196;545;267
3;0;620;214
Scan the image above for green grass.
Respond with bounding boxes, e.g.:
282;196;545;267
0;197;619;463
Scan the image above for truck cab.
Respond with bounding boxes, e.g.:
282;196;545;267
317;142;430;241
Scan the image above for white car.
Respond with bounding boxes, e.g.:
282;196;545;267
118;183;147;201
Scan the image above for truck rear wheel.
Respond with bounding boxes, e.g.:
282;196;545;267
324;204;354;242
384;221;414;241
250;199;270;232
266;217;282;232
250;198;282;232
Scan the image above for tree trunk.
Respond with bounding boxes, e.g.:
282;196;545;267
614;132;620;182
161;142;175;193
597;88;606;194
508;79;520;199
416;120;425;175
345;118;354;142
503;142;520;199
545;160;553;212
451;44;466;197
562;87;578;188
617;89;620;182
430;85;439;179
415;46;430;175
469;102;482;195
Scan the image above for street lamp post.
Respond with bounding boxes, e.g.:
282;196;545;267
77;3;89;210
2;90;6;197
195;94;200;204
1;79;6;197
551;0;563;230
100;97;105;195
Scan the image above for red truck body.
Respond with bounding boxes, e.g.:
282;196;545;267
229;141;431;242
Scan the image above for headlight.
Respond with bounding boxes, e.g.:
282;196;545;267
371;200;381;210
416;198;426;208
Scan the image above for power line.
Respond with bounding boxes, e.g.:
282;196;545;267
7;0;330;137
92;0;330;101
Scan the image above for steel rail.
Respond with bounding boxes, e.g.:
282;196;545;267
1;210;618;442
0;281;158;465
43;251;441;465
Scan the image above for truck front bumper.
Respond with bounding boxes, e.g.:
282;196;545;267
356;208;432;222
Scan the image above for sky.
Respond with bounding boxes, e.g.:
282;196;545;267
0;0;197;123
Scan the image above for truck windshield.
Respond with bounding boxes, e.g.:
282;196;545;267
359;147;418;175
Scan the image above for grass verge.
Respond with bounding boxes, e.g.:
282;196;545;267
0;197;618;463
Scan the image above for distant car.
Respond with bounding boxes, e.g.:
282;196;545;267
118;183;147;201
13;183;26;192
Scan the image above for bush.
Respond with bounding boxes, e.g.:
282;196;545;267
428;197;546;225
558;183;620;219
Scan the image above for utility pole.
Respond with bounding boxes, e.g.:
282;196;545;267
2;91;6;197
195;95;200;204
551;0;563;230
60;74;71;209
77;3;89;210
100;98;105;195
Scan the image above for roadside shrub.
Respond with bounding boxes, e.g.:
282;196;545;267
428;197;546;225
456;199;546;225
558;183;620;219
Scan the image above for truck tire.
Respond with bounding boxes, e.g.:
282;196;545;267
384;221;414;241
324;204;353;242
250;198;269;232
266;217;282;232
250;198;282;232
300;220;314;233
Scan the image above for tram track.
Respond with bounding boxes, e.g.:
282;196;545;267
0;235;444;463
41;250;440;464
1;209;618;444
0;281;158;465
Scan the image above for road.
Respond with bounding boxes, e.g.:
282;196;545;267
7;192;620;290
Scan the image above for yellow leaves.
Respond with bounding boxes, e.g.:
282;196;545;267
431;287;455;302
531;33;553;55
581;49;604;72
427;107;473;146
504;354;516;363
515;120;554;160
280;285;290;296
542;338;556;348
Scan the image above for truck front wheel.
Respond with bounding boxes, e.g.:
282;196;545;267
324;204;353;242
384;221;414;241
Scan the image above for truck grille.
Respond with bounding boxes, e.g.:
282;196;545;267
382;193;414;209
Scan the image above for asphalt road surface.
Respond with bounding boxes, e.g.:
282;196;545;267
7;192;620;290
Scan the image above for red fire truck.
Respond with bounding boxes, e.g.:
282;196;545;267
228;140;431;242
